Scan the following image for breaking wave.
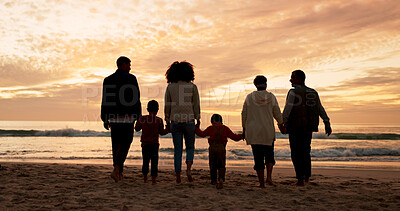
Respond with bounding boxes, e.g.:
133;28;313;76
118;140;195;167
1;128;399;140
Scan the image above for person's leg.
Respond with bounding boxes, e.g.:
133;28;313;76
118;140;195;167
183;121;195;182
217;168;225;189
150;145;159;184
304;132;313;182
215;146;226;181
266;163;273;185
289;131;306;186
251;145;265;188
171;122;183;183
289;132;302;179
265;144;276;185
142;145;151;183
110;123;123;182
216;147;226;189
115;123;134;174
110;124;120;168
209;147;217;184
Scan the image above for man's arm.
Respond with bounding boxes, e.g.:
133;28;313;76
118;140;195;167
316;93;332;136
134;117;142;132
316;93;329;123
132;76;142;119
101;79;110;130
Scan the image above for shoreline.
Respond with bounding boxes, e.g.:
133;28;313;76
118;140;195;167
1;162;399;210
2;160;399;179
1;158;399;170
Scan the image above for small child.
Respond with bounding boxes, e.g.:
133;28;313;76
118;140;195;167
135;100;169;184
195;114;243;189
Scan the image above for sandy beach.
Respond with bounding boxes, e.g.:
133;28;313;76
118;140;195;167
0;162;399;210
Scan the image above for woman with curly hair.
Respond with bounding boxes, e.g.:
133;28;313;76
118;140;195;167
164;61;200;183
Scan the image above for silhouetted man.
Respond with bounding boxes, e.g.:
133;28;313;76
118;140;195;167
101;56;141;182
283;70;332;186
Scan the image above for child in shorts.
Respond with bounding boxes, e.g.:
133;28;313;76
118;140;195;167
195;114;243;189
135;100;169;184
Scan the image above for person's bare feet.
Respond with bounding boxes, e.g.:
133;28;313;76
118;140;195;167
295;179;305;186
111;172;119;182
216;179;223;189
186;161;194;182
305;178;310;183
110;166;120;183
259;178;266;188
152;176;157;185
187;170;193;182
144;174;148;183
119;172;124;180
176;172;181;184
266;179;275;186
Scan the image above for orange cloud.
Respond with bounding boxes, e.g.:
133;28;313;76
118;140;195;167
0;0;399;124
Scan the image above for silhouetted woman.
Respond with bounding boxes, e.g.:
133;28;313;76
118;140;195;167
164;61;200;183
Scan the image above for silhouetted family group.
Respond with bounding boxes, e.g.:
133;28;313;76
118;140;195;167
101;56;332;189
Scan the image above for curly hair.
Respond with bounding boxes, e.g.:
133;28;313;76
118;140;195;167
165;61;195;83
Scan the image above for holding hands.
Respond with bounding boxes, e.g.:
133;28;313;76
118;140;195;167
103;121;110;130
278;123;287;134
166;121;171;131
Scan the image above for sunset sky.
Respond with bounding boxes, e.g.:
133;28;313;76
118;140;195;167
1;0;399;126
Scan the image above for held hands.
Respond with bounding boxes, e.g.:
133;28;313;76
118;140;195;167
166;121;171;129
195;119;201;128
103;121;110;130
278;123;287;134
165;121;171;134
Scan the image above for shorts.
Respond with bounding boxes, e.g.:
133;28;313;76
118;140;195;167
251;144;275;170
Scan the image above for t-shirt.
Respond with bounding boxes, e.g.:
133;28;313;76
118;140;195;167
195;124;243;146
135;115;169;146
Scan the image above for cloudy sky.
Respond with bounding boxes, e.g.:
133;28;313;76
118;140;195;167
1;0;399;126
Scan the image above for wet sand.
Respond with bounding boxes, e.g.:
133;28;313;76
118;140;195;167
0;162;399;210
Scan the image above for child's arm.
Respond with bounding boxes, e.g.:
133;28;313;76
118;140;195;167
134;117;142;132
195;126;209;138
226;126;243;141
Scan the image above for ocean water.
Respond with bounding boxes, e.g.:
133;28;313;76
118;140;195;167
0;121;399;170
